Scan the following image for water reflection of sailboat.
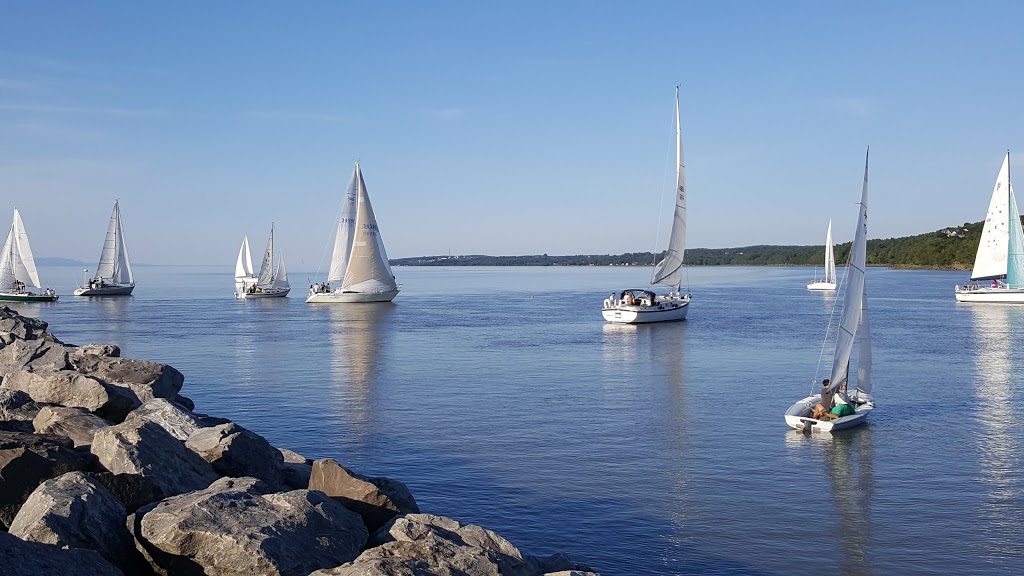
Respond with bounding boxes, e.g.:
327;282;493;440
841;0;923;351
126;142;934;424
969;304;1020;556
327;304;395;436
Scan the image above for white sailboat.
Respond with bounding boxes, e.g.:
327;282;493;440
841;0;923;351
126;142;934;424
807;219;837;291
0;208;58;302
307;162;400;303
235;224;290;299
954;151;1024;303
785;149;875;432
602;86;691;323
74;200;135;296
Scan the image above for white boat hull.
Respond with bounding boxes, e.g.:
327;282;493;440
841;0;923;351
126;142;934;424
806;281;836;291
954;285;1024;303
602;295;690;324
306;288;399;303
74;284;134;296
235;287;290;299
784;393;874;432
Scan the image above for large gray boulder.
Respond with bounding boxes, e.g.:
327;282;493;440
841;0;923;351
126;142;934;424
186;422;286;491
0;388;39;432
0;531;123;576
131;476;368;576
89;472;164;514
124;398;204;441
0;337;70;375
0;431;88;530
33;406;111;448
1;370;137;421
0;305;49;341
8;471;139;571
68;343;121;361
314;514;587;576
279;448;312;489
91;420;217;497
310;458;419;533
69;355;183;405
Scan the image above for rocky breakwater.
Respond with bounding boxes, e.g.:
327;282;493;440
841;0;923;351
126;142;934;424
0;306;597;576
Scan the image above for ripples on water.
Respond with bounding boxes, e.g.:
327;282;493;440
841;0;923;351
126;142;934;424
15;265;1023;575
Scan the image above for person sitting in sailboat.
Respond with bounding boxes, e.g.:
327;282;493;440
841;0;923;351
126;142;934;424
820;393;855;420
812;379;834;420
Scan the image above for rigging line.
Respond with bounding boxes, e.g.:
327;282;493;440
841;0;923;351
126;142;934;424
812;223;855;395
651;99;677;273
313;191;347;281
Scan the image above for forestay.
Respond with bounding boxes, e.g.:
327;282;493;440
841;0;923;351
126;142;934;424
650;85;687;292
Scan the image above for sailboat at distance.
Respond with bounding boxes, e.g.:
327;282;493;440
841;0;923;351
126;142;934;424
785;149;875;432
74;200;135;296
307;162;400;303
235;224;290;299
954;151;1024;303
807;219;837;291
602;85;691;323
0;208;58;302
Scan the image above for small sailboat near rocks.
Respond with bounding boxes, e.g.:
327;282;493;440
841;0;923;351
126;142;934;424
807;219;837;291
0;208;58;302
235;224;290;299
602;86;691;323
74;200;135;296
786;149;875;432
307;162;400;303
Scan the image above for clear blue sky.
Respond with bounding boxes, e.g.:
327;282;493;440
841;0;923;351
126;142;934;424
2;1;1023;267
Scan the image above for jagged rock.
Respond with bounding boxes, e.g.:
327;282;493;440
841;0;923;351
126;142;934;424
0;306;49;341
173;393;194;411
89;472;164;514
280;448;312;489
124;398;204;441
0;531;124;576
0;431;88;530
0;388;39;432
1;370;137;421
0;338;70;375
310;458;419;533
91;420;217;497
195;412;232;426
8;471;140;571
68;344;121;361
186;422;286;491
314;514;589;576
131;476;367;576
69;355;183;405
33;406;111;448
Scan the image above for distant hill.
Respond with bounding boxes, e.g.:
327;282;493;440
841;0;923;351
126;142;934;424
391;218;1024;269
36;257;89;267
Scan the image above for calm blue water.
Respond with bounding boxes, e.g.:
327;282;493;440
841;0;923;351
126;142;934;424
10;265;1023;575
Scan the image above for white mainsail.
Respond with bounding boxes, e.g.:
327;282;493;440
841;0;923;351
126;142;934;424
234;236;254;279
651;85;687;292
327;164;361;285
856;287;873;395
256;224;275;287
0;209;43;290
829;149;869;394
341;164;397;293
971;153;1013;281
95;200;133;285
824;219;836;283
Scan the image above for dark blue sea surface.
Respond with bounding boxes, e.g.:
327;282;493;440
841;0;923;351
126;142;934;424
14;265;1023;575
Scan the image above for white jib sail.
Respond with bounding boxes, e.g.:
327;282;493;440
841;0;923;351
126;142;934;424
273;255;289;289
830;149;869;394
11;209;42;289
651;85;687;291
327;163;361;285
856;287;873;395
825;219;836;283
235;236;254;279
341;165;397;293
256;224;275;287
971;152;1012;281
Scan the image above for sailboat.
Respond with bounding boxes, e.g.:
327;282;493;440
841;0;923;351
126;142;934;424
235;224;290;299
954;151;1024;303
0;208;58;302
74;200;135;296
307;162;399;303
807;219;837;291
785;149;875;432
602;86;691;323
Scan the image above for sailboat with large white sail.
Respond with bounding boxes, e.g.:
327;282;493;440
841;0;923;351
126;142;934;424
235;223;290;299
602;86;691;323
807;219;837;291
785;149;875;432
307;162;399;303
74;200;135;296
234;236;257;291
954;151;1024;303
0;208;58;302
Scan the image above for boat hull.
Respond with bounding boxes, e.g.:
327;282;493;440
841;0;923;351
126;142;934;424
306;288;399;303
235;287;290;299
784;393;874;432
0;291;58;302
954;285;1024;303
74;284;134;296
807;281;837;291
602;296;690;324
